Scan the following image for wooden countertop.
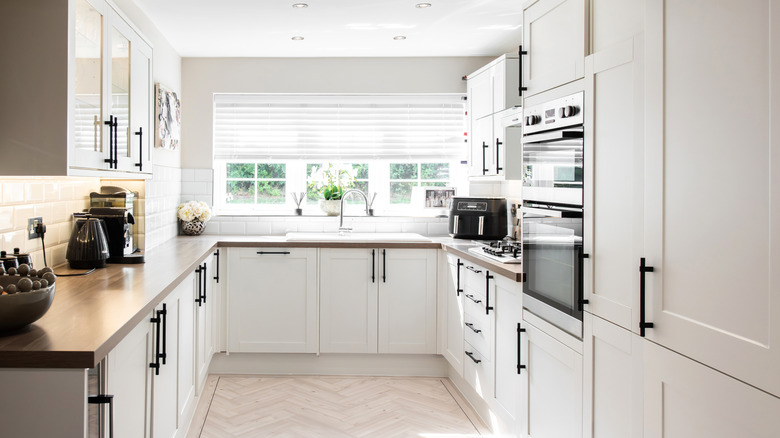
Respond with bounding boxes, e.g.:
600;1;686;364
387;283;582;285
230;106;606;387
0;235;517;368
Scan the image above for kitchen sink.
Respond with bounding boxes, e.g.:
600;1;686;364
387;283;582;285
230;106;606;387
285;232;431;242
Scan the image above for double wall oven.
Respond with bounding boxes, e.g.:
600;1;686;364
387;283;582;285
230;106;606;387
521;91;585;338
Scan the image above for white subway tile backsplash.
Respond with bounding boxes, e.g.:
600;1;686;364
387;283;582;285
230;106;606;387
427;222;450;236
401;222;428;235
375;222;403;233
181;168;195;182
194;169;213;182
246;222;271;235
13;205;35;229
220;221;246;235
3;183;25;204
0;207;13;232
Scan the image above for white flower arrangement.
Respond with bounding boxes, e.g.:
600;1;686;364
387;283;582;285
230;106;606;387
177;201;212;223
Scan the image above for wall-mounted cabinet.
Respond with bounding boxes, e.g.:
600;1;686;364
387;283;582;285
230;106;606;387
0;0;153;178
467;55;523;180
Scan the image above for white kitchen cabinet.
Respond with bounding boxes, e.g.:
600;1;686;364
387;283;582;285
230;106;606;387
442;254;465;375
467;55;523;179
196;251;219;391
522;0;588;97
227;247;318;353
177;271;196;431
106;313;152;438
492;274;523;433
520;312;583;438
0;0;153;177
583;312;643;438
642;0;780;396
151;289;181;438
320;248;378;353
582;36;644;331
644;339;780;438
378;249;437;354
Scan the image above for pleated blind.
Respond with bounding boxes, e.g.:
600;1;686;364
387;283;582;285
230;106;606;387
213;94;466;161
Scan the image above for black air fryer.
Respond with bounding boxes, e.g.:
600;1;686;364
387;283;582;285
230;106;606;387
448;197;508;240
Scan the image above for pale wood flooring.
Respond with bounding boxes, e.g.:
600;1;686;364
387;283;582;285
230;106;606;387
187;375;489;437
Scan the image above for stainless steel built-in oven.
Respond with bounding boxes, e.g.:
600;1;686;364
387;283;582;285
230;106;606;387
522;92;584;207
521;91;585;338
522;204;584;338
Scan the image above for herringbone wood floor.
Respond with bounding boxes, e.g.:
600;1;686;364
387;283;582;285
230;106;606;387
187;375;487;437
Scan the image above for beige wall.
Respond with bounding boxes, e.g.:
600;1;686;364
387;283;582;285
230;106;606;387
113;0;183;169
181;56;495;169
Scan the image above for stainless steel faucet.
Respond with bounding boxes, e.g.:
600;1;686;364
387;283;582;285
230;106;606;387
339;189;370;232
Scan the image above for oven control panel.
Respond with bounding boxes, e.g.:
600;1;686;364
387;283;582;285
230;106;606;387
523;92;584;135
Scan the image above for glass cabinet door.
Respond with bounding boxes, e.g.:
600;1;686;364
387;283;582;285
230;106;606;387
73;0;104;165
110;25;130;163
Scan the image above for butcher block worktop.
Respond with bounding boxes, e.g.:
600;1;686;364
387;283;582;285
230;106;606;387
0;235;520;368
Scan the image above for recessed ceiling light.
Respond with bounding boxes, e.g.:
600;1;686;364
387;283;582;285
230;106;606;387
292;36;304;40
292;3;308;8
393;36;407;40
415;3;432;8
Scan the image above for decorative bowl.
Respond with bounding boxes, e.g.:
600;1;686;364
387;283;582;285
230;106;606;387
0;272;56;331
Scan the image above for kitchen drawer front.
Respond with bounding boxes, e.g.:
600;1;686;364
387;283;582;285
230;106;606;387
464;289;491;326
463;262;487;292
463;314;491;358
464;341;493;397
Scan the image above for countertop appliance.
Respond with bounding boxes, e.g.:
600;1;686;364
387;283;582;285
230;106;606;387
66;217;110;269
87;207;144;264
521;91;586;339
448;197;508;240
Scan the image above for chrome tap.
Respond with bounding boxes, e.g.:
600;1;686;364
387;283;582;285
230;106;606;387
339;189;370;232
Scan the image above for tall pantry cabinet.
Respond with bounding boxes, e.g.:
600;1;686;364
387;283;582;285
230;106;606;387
583;0;780;437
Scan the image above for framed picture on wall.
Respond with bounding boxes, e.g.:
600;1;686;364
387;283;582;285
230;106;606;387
155;83;181;150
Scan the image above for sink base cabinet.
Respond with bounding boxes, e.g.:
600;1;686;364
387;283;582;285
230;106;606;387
227;248;318;353
319;248;437;355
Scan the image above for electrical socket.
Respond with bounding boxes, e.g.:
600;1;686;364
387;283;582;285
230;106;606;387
28;217;43;240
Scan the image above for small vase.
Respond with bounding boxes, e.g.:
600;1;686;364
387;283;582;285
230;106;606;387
181;220;206;236
319;199;342;216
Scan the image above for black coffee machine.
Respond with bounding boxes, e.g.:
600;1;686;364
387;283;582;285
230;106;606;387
88;187;144;264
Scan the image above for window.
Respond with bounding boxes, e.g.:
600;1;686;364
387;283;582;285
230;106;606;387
213;94;466;214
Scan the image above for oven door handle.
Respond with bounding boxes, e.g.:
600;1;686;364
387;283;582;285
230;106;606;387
522;128;583;145
521;206;583;218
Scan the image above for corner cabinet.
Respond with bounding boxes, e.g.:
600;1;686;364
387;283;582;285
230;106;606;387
227;248;318;353
319;248;437;354
0;0;153;177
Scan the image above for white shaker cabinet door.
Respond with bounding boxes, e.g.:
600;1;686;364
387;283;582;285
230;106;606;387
320;248;378;353
643;0;780;396
583;313;643;438
520;313;583;438
378;249;437;354
443;254;465;376
227;248;318;353
492;275;523;433
644;340;780;438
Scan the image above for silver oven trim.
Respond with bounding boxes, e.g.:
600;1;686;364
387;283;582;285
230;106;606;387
523;294;583;339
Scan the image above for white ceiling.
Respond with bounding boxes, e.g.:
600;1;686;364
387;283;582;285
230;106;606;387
133;0;523;58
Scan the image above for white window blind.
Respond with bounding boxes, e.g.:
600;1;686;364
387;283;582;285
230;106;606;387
213;94;466;161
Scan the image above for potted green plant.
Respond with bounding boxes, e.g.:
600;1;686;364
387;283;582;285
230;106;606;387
309;163;355;215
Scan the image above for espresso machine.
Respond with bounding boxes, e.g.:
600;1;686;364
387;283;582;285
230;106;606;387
88;186;144;264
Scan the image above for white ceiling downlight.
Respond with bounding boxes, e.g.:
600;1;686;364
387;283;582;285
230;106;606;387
393;36;407;40
292;3;309;8
415;3;432;8
292;36;305;40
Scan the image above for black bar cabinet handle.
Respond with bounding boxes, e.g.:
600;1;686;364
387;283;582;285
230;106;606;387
456;259;464;296
464;294;482;304
134;127;143;170
519;45;528;97
639;257;655;337
88;394;114;438
465;322;481;334
482;142;488;175
382;249;387;283
160;303;167;365
149;311;161;375
465;351;481;364
201;263;207;304
195;266;202;306
257;251;291;255
465;265;482;274
213;250;220;282
485;272;494;315
371;250;376;283
517;323;526;374
112;117;118;167
496;138;503;173
104;115;114;168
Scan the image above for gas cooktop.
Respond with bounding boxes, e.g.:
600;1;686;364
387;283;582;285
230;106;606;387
468;239;522;264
